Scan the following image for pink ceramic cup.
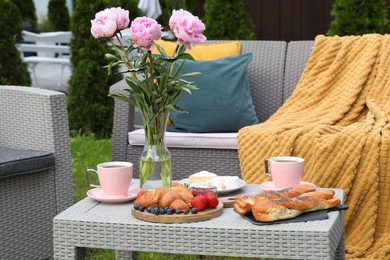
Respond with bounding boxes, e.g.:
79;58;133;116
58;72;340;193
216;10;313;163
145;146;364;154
86;161;133;198
264;156;304;189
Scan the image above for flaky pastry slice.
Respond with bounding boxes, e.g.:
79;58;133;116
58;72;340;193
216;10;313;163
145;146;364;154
251;197;302;222
233;183;316;215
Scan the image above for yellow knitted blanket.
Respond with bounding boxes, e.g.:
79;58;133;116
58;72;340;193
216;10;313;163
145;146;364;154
238;34;390;259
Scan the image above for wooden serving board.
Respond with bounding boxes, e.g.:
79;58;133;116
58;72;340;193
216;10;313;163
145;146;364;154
132;202;223;224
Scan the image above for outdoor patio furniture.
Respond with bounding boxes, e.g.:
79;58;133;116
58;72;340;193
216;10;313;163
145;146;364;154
16;30;72;87
53;182;345;259
0;86;73;259
109;40;314;179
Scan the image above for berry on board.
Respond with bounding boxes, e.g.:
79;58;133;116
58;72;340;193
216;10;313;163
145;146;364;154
204;192;219;209
190;195;208;211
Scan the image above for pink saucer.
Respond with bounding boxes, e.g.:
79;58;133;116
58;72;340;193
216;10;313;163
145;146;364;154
87;186;140;203
259;181;316;191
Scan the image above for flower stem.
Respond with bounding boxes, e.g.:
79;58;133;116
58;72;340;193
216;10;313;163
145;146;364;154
109;37;136;79
139;112;172;189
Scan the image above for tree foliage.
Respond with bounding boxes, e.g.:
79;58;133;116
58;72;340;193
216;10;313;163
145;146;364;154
68;0;124;138
11;0;37;31
0;0;31;86
48;0;70;31
328;0;389;36
203;0;255;40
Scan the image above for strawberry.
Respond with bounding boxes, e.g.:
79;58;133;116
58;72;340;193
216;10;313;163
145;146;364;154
204;191;219;209
136;189;144;199
190;195;208;211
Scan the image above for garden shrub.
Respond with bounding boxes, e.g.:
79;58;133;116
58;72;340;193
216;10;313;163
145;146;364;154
11;0;37;31
0;0;31;86
328;0;389;36
112;0;142;20
203;0;255;40
48;0;70;31
68;0;139;138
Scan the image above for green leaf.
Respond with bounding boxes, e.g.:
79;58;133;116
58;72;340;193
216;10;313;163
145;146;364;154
104;53;119;61
180;72;202;78
109;93;136;106
172;60;185;78
155;42;168;57
172;104;187;113
176;53;195;61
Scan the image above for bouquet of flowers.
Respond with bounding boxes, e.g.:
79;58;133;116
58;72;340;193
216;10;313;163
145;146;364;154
90;7;206;189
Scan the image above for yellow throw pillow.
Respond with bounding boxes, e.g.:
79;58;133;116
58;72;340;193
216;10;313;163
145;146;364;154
152;40;241;60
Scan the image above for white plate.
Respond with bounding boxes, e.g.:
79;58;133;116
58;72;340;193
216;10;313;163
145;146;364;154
259;181;316;191
177;178;247;195
87;186;140;203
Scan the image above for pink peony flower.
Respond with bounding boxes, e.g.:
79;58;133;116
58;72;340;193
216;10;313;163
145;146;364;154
90;15;117;39
169;9;206;50
96;7;130;30
91;7;129;39
130;17;162;51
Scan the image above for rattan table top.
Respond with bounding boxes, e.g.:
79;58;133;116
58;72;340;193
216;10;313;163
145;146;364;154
53;182;345;259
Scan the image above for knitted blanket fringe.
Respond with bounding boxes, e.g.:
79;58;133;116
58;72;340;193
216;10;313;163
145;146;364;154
238;34;390;259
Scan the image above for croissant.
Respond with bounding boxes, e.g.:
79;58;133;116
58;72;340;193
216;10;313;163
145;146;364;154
170;199;190;211
159;190;183;208
171;183;193;204
134;188;167;208
134;183;193;210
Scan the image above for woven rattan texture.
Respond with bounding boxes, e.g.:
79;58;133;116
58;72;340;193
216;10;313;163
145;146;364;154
110;41;315;179
53;187;345;259
284;41;314;102
0;86;73;259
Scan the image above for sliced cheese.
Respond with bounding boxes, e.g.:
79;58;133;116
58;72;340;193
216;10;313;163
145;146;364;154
206;176;240;190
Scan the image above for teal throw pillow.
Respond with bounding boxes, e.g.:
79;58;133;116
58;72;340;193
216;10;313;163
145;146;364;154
167;53;258;133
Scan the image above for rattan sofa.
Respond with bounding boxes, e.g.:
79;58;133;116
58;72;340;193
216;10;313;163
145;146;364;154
0;86;73;259
110;40;314;180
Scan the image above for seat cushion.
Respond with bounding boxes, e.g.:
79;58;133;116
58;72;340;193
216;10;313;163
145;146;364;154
0;147;55;178
129;129;238;149
167;53;258;133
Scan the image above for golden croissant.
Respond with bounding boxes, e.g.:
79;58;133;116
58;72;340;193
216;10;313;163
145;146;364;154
134;183;193;211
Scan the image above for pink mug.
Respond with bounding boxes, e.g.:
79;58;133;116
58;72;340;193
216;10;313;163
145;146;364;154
264;156;304;189
86;161;133;198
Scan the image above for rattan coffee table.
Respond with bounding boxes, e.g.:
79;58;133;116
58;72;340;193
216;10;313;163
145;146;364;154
53;183;345;259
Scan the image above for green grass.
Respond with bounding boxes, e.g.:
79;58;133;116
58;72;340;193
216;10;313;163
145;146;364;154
70;134;259;260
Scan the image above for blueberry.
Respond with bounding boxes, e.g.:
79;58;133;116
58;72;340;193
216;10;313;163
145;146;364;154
183;210;189;214
191;208;198;214
138;206;145;212
154;210;160;215
159;208;165;214
175;209;181;214
147;207;152;213
134;204;139;210
167;208;174;215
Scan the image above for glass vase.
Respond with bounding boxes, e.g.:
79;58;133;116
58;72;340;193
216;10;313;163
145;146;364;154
139;112;172;190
